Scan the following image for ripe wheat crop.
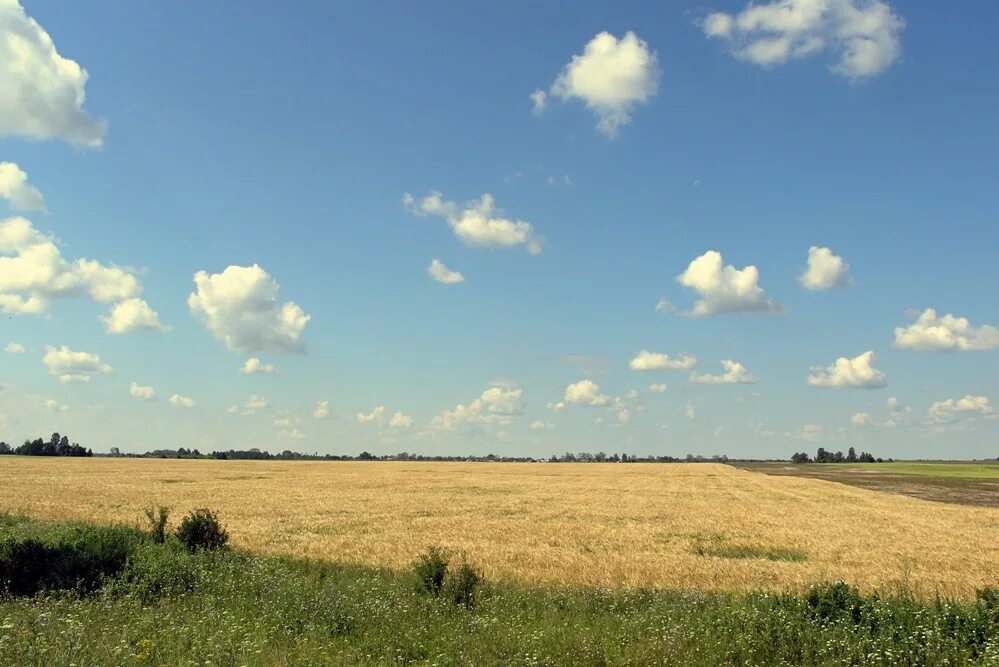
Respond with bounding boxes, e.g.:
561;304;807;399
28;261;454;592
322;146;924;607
2;457;997;598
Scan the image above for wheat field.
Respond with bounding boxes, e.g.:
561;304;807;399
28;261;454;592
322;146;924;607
3;457;997;599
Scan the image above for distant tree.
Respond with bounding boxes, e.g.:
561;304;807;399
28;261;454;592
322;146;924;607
790;452;811;464
847;447;857;463
109;447;121;457
358;451;375;461
0;442;10;455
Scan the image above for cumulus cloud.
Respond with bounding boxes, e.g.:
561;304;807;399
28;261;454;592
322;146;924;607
893;308;999;352
685;401;698;419
427;259;465;285
42;345;112;383
851;411;875;427
313;400;329;419
0;1;107;146
241;357;276;374
884;395;910;427
799;246;851;290
101;298;169;334
541;31;659;136
4;342;25;354
546;401;566;412
169;394;196;409
927;395;993;424
281;428;306;440
404;191;542;254
690;360;757;385
0;162;44;211
188;264;310;354
701;0;905;81
530;420;553;431
529;88;547;114
228;394;268;416
389;411;413;428
629;350;697;371
675;250;781;316
808;350;886;389
563;379;610;407
44;398;69;412
356;406;385;424
129;382;155;400
0;217;144;316
432;387;525;432
617;408;631;424
648;383;668;393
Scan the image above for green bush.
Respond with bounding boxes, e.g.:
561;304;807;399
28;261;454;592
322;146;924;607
144;506;170;543
0;525;141;596
413;546;449;597
115;543;202;601
176;509;228;552
444;560;483;608
804;580;864;624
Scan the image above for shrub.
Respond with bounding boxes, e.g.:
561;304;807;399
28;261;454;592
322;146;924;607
413;546;449;597
0;525;140;596
977;586;999;625
116;543;202;601
444;560;483;608
176;509;228;552
144;506;170;543
805;580;864;624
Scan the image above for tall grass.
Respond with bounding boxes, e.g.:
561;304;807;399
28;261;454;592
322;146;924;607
0;515;997;665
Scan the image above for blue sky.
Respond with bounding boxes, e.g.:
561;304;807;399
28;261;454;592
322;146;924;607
1;0;997;457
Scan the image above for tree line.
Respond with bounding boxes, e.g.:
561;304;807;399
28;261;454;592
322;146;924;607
790;447;886;464
0;433;92;457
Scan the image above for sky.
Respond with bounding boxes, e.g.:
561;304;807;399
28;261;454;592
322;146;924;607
1;0;997;458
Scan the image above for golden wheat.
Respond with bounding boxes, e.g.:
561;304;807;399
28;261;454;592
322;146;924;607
3;458;997;598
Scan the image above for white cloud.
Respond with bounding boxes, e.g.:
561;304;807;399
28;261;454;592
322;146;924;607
617;408;631;424
129;382;155;400
404;191;542;254
529;88;547;114
43;398;69;412
188;264;310;354
432;387;525;432
241;357;277;374
648;383;668;393
0;217;144;316
676;250;781;316
101;298;169;334
702;0;904;80
0;162;44;211
42;345;112;383
654;298;674;314
851;411;875;427
356;406;385;424
690;360;757;385
799;246;851;290
543;31;659;136
685;401;697;419
281;428;306;440
427;259;465;285
927;395;993;424
562;379;611;407
169;394;196;409
0;1;106;146
228;394;268;416
4;342;25;354
313;400;330;419
389;411;413;428
893;308;999;352
808;350;886;389
629;350;697;371
884;395;910;427
529;420;553;431
546;401;566;412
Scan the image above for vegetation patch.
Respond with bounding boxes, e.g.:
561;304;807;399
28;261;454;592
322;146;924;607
692;539;808;562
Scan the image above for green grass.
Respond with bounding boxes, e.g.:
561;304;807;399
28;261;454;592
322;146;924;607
1;514;999;665
692;542;809;562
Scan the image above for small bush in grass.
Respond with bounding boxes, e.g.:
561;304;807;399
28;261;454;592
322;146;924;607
144;506;170;543
805;580;864;624
978;586;999;625
413;546;449;597
444;560;484;608
176;509;228;552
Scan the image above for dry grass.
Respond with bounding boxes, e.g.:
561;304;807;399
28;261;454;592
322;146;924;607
2;457;997;599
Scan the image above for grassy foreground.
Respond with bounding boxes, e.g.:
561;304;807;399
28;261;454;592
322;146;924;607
2;515;999;666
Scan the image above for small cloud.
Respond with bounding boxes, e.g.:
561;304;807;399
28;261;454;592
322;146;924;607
893;308;999;352
129;382;155;401
629;350;696;371
102;298;170;334
169;394;196;409
4;342;25;354
563;379;610;407
241;357;277;374
529;88;547;114
808;350;886;389
427;259;465;285
648;383;668;393
676;250;782;316
389;411;413;428
799;246;851;291
313;400;330;419
357;406;385;424
690;360;757;385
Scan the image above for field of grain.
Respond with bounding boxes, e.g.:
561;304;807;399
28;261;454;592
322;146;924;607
3;457;998;599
